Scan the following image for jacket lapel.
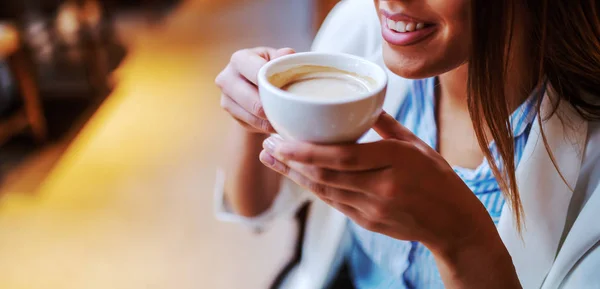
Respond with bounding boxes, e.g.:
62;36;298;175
294;200;348;289
542;120;600;288
498;95;588;289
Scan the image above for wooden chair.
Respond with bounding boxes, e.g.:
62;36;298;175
0;23;47;145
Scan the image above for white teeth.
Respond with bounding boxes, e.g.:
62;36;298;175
387;18;427;33
395;21;406;32
387;18;395;30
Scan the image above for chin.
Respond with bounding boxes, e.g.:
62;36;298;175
381;42;465;80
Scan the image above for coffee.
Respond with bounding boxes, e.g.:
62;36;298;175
268;65;376;99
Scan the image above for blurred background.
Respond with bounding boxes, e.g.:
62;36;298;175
0;0;338;288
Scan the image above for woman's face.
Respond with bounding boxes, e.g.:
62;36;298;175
374;0;471;79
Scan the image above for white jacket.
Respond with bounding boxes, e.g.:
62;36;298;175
215;0;600;288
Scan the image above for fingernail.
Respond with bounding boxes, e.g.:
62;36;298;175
263;137;280;154
259;151;275;166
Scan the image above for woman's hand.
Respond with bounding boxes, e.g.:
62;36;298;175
215;47;294;217
259;112;521;288
215;47;295;134
259;112;496;250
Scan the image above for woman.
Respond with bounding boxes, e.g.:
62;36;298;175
214;0;600;288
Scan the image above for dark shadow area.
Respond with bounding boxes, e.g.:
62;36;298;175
0;0;185;190
0;0;131;187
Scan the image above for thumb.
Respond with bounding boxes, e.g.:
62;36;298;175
373;111;415;141
272;47;296;59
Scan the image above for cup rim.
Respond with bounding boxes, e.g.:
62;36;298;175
257;52;388;105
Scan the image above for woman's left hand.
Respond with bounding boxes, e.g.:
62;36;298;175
259;112;499;254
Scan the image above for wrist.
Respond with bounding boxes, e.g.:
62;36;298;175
432;229;509;268
427;213;499;258
225;123;280;217
427;224;521;288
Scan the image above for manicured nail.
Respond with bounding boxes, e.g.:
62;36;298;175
263;137;280;154
259;151;275;166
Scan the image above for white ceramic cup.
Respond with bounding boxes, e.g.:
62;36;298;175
257;52;388;144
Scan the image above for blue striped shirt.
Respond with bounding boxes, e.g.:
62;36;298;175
348;77;541;288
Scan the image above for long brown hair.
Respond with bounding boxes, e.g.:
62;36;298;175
469;0;600;228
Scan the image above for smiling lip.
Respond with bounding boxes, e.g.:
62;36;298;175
380;10;437;46
380;9;432;23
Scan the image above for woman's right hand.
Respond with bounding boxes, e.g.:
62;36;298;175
215;47;295;135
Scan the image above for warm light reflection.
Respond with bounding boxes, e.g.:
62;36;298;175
0;24;19;55
0;40;226;288
82;0;102;28
0;0;299;287
56;2;80;44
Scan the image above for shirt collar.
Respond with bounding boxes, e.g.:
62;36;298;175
510;85;544;138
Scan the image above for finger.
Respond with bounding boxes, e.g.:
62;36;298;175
221;94;275;133
259;150;369;211
217;66;266;119
373;111;416;141
285;160;392;196
328;201;363;220
271;47;296;58
232;117;262;133
329;201;386;233
231;47;295;85
263;136;394;171
373;111;433;154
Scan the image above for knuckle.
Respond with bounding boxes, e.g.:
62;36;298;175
336;150;358;167
307;166;325;182
219;95;228;109
221;102;233;116
377;181;396;199
247;116;261;128
252;101;264;116
300;150;315;164
274;161;290;175
255;46;272;60
360;219;381;232
230;49;245;64
280;162;290;174
214;71;225;88
308;182;326;196
315;168;333;183
281;148;303;163
258;119;272;132
367;205;387;220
